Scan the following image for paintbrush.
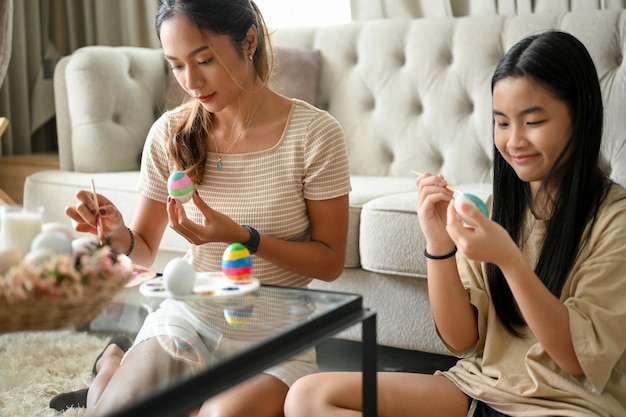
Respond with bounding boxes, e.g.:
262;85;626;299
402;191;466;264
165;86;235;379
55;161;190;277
91;178;104;246
410;170;489;217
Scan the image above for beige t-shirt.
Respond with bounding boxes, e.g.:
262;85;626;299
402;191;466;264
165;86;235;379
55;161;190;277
440;184;626;417
138;98;351;288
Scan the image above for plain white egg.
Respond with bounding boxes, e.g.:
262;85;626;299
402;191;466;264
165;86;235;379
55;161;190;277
30;230;73;255
162;257;196;295
23;247;55;265
41;222;75;241
0;248;21;273
71;235;100;257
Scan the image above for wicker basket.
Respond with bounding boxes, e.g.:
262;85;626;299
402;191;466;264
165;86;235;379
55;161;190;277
0;254;132;334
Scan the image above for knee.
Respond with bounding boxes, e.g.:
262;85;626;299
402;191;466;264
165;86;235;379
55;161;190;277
284;374;323;417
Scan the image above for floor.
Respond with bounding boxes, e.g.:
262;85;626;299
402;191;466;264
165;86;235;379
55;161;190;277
316;338;457;374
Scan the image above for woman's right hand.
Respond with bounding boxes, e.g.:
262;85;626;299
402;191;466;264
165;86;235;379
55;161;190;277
64;189;126;246
416;173;455;251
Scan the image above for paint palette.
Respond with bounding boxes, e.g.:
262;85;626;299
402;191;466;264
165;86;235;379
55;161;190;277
124;264;158;288
139;271;260;300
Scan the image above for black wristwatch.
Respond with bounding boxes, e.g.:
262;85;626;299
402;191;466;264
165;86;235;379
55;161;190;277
242;225;260;254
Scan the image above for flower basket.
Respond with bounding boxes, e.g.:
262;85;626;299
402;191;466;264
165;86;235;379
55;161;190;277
0;246;133;334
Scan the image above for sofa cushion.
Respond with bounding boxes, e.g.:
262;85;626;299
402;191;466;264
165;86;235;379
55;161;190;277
359;183;491;277
347;176;417;267
165;45;322;109
268;46;322;105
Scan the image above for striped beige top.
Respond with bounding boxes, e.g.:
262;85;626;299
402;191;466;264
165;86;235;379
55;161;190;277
138;99;351;288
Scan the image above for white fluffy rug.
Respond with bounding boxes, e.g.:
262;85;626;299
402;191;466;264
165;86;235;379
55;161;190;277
0;329;109;417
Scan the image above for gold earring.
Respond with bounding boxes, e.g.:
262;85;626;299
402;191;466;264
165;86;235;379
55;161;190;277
249;54;253;61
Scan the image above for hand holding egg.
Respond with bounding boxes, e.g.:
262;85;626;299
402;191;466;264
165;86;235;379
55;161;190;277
411;170;488;227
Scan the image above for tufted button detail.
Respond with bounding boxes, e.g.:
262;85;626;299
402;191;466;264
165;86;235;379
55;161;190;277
444;49;454;67
397;51;406;67
112;114;121;124
349;48;359;66
365;94;376;111
413;99;423;115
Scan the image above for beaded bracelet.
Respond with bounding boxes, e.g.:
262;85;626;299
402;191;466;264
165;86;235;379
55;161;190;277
124;227;135;257
423;246;457;260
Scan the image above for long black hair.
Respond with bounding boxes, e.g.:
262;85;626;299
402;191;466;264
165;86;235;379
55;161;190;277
488;31;609;336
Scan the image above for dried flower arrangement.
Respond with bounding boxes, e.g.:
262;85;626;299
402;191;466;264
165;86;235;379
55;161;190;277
0;246;132;333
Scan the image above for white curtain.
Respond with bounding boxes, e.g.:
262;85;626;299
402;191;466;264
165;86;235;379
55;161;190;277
350;0;626;19
0;0;159;157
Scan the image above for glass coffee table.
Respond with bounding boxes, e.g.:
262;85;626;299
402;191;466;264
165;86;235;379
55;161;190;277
89;283;377;417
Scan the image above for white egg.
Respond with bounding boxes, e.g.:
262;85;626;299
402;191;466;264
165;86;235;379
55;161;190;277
162;257;196;295
30;230;73;255
71;235;100;257
0;248;21;273
454;194;476;226
41;222;75;241
23;247;55;265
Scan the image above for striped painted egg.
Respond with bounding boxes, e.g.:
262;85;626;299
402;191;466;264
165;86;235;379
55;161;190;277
221;243;252;280
167;170;194;203
224;304;254;327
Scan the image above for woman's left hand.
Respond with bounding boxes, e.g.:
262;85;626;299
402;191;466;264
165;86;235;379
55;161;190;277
166;191;246;245
445;198;517;266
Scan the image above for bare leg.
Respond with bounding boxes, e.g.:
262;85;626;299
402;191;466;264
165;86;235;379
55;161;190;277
284;371;468;417
195;373;288;417
86;337;193;417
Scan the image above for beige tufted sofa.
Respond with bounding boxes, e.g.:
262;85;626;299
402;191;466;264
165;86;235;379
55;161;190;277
25;10;626;355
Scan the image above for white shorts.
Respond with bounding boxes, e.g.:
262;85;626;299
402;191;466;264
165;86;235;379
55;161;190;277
130;298;318;387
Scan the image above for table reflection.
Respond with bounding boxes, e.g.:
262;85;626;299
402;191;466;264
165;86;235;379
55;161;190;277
99;285;360;417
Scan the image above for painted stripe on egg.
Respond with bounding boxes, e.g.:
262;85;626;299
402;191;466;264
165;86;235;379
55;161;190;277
221;257;252;268
221;267;252;278
169;184;194;196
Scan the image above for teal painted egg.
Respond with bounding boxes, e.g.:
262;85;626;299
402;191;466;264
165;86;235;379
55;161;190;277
454;192;489;226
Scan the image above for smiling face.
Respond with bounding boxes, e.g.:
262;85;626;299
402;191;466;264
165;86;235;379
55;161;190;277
159;14;257;113
492;76;573;195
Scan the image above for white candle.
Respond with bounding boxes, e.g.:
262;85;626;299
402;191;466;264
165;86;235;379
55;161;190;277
0;206;44;257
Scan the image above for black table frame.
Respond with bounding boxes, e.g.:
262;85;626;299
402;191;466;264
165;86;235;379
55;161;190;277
107;286;378;417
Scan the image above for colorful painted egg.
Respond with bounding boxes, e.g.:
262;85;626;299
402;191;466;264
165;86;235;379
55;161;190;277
224;303;254;327
167;170;194;203
221;243;252;280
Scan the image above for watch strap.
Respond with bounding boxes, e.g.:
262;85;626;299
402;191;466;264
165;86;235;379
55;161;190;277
242;224;260;254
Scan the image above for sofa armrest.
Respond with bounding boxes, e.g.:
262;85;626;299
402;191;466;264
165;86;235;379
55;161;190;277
54;46;169;173
53;56;73;171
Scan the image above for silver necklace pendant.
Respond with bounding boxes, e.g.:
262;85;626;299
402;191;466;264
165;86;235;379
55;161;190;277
217;158;223;170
